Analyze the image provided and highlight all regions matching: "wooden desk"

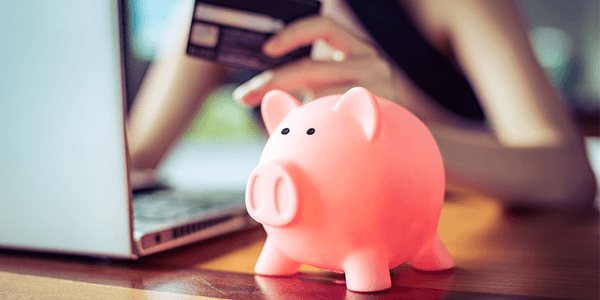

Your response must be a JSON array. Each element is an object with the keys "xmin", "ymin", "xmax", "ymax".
[{"xmin": 1, "ymin": 192, "xmax": 598, "ymax": 299}]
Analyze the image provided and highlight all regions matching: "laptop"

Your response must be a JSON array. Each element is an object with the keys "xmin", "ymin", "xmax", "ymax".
[{"xmin": 0, "ymin": 0, "xmax": 261, "ymax": 258}]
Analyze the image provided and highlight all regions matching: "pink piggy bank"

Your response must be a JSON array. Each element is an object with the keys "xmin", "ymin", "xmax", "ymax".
[{"xmin": 245, "ymin": 87, "xmax": 454, "ymax": 292}]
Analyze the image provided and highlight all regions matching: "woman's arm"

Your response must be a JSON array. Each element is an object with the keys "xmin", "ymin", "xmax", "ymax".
[
  {"xmin": 401, "ymin": 0, "xmax": 596, "ymax": 207},
  {"xmin": 430, "ymin": 123, "xmax": 596, "ymax": 208},
  {"xmin": 127, "ymin": 1, "xmax": 224, "ymax": 170}
]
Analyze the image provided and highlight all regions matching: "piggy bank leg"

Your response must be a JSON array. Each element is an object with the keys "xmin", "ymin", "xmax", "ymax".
[
  {"xmin": 254, "ymin": 237, "xmax": 301, "ymax": 276},
  {"xmin": 411, "ymin": 233, "xmax": 455, "ymax": 271},
  {"xmin": 343, "ymin": 249, "xmax": 391, "ymax": 292}
]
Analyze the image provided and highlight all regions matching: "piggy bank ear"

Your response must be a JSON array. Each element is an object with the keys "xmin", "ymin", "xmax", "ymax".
[
  {"xmin": 261, "ymin": 90, "xmax": 301, "ymax": 135},
  {"xmin": 333, "ymin": 87, "xmax": 381, "ymax": 141}
]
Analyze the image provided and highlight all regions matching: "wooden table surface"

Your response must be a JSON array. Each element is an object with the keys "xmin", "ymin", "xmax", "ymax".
[{"xmin": 1, "ymin": 190, "xmax": 598, "ymax": 299}]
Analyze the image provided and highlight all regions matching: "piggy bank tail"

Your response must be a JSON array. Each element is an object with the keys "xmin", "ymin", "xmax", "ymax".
[{"xmin": 411, "ymin": 233, "xmax": 455, "ymax": 271}]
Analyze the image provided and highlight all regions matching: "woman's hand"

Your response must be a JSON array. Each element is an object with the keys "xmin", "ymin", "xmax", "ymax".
[{"xmin": 233, "ymin": 16, "xmax": 397, "ymax": 107}]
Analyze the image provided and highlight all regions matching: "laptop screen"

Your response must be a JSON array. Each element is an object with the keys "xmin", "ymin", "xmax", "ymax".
[{"xmin": 0, "ymin": 1, "xmax": 134, "ymax": 258}]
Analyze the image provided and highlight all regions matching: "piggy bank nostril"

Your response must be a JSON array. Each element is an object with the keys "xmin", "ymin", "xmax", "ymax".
[
  {"xmin": 250, "ymin": 175, "xmax": 264, "ymax": 211},
  {"xmin": 274, "ymin": 178, "xmax": 290, "ymax": 214}
]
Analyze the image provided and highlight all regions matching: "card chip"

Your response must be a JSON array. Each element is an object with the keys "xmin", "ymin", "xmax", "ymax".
[{"xmin": 190, "ymin": 23, "xmax": 220, "ymax": 48}]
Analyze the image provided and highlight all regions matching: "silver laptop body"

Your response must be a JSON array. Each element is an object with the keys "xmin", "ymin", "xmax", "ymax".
[{"xmin": 0, "ymin": 0, "xmax": 258, "ymax": 259}]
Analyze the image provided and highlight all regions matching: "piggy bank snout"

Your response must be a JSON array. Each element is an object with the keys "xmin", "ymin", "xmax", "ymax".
[{"xmin": 246, "ymin": 162, "xmax": 299, "ymax": 227}]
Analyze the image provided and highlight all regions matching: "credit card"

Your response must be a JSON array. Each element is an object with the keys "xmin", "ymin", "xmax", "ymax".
[{"xmin": 186, "ymin": 0, "xmax": 321, "ymax": 71}]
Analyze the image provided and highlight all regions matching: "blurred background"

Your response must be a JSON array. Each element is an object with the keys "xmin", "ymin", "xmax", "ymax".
[{"xmin": 122, "ymin": 0, "xmax": 600, "ymax": 141}]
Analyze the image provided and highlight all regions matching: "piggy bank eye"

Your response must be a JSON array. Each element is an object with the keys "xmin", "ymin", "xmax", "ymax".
[
  {"xmin": 306, "ymin": 128, "xmax": 315, "ymax": 135},
  {"xmin": 281, "ymin": 128, "xmax": 290, "ymax": 135}
]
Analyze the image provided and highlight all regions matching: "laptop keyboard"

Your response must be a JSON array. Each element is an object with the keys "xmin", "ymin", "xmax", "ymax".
[{"xmin": 133, "ymin": 190, "xmax": 245, "ymax": 222}]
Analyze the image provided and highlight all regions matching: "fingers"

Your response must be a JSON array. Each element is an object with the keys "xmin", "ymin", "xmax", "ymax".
[
  {"xmin": 234, "ymin": 57, "xmax": 392, "ymax": 107},
  {"xmin": 312, "ymin": 85, "xmax": 359, "ymax": 100},
  {"xmin": 263, "ymin": 16, "xmax": 377, "ymax": 58},
  {"xmin": 313, "ymin": 79, "xmax": 397, "ymax": 102},
  {"xmin": 233, "ymin": 16, "xmax": 390, "ymax": 107},
  {"xmin": 268, "ymin": 58, "xmax": 361, "ymax": 90}
]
